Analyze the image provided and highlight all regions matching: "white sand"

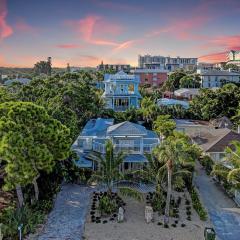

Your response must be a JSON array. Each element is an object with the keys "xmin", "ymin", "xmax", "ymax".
[{"xmin": 84, "ymin": 191, "xmax": 211, "ymax": 240}]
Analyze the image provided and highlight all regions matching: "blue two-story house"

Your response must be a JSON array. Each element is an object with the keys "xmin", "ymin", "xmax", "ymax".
[
  {"xmin": 72, "ymin": 118, "xmax": 160, "ymax": 171},
  {"xmin": 102, "ymin": 71, "xmax": 142, "ymax": 111}
]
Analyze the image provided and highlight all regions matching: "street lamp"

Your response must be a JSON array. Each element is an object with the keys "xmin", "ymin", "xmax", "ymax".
[{"xmin": 18, "ymin": 224, "xmax": 23, "ymax": 240}]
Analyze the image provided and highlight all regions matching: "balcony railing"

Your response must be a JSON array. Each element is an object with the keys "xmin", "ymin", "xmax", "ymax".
[{"xmin": 92, "ymin": 142, "xmax": 159, "ymax": 154}]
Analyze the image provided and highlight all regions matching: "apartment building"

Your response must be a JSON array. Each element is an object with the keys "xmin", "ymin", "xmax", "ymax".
[{"xmin": 138, "ymin": 54, "xmax": 198, "ymax": 71}]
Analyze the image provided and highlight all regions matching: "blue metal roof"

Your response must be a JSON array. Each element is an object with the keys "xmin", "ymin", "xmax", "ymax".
[
  {"xmin": 75, "ymin": 156, "xmax": 93, "ymax": 168},
  {"xmin": 157, "ymin": 98, "xmax": 189, "ymax": 109},
  {"xmin": 107, "ymin": 121, "xmax": 147, "ymax": 136}
]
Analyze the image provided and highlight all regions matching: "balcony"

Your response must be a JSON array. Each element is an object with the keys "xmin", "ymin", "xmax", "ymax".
[{"xmin": 92, "ymin": 142, "xmax": 158, "ymax": 154}]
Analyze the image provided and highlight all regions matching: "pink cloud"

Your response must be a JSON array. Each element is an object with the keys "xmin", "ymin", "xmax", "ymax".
[
  {"xmin": 147, "ymin": 16, "xmax": 208, "ymax": 41},
  {"xmin": 0, "ymin": 0, "xmax": 13, "ymax": 41},
  {"xmin": 199, "ymin": 51, "xmax": 227, "ymax": 63},
  {"xmin": 65, "ymin": 15, "xmax": 122, "ymax": 47},
  {"xmin": 65, "ymin": 15, "xmax": 137, "ymax": 52},
  {"xmin": 56, "ymin": 44, "xmax": 83, "ymax": 49},
  {"xmin": 209, "ymin": 35, "xmax": 240, "ymax": 50}
]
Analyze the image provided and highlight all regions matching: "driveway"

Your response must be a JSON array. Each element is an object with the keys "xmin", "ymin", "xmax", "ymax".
[
  {"xmin": 194, "ymin": 162, "xmax": 240, "ymax": 240},
  {"xmin": 37, "ymin": 184, "xmax": 94, "ymax": 240}
]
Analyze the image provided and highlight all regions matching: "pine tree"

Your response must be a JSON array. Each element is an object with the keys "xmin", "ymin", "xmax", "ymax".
[{"xmin": 0, "ymin": 102, "xmax": 71, "ymax": 206}]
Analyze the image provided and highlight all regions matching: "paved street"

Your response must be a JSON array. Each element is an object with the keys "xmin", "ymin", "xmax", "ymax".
[
  {"xmin": 195, "ymin": 162, "xmax": 240, "ymax": 240},
  {"xmin": 37, "ymin": 184, "xmax": 94, "ymax": 240}
]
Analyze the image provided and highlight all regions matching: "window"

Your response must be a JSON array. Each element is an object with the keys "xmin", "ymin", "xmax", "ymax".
[
  {"xmin": 120, "ymin": 84, "xmax": 124, "ymax": 93},
  {"xmin": 128, "ymin": 84, "xmax": 134, "ymax": 93}
]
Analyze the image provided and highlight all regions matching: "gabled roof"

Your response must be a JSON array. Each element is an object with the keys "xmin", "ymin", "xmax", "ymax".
[
  {"xmin": 192, "ymin": 128, "xmax": 240, "ymax": 152},
  {"xmin": 107, "ymin": 121, "xmax": 147, "ymax": 136}
]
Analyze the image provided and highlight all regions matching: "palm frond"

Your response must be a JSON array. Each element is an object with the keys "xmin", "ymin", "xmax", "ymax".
[{"xmin": 118, "ymin": 187, "xmax": 143, "ymax": 202}]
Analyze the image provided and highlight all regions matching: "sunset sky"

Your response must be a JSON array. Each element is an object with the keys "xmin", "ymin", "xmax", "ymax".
[{"xmin": 0, "ymin": 0, "xmax": 240, "ymax": 68}]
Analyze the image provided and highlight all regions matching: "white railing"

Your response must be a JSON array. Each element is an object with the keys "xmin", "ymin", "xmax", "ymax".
[
  {"xmin": 92, "ymin": 142, "xmax": 158, "ymax": 154},
  {"xmin": 92, "ymin": 142, "xmax": 105, "ymax": 153},
  {"xmin": 143, "ymin": 143, "xmax": 158, "ymax": 152},
  {"xmin": 114, "ymin": 144, "xmax": 141, "ymax": 153}
]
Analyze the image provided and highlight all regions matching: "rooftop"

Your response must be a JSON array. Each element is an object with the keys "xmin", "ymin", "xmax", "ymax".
[
  {"xmin": 192, "ymin": 128, "xmax": 240, "ymax": 152},
  {"xmin": 157, "ymin": 98, "xmax": 189, "ymax": 109}
]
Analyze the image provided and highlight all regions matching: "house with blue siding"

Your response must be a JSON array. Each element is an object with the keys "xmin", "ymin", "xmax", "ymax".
[
  {"xmin": 102, "ymin": 71, "xmax": 142, "ymax": 111},
  {"xmin": 72, "ymin": 118, "xmax": 160, "ymax": 171}
]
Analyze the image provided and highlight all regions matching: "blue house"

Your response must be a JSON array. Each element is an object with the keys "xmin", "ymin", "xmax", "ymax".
[
  {"xmin": 72, "ymin": 118, "xmax": 160, "ymax": 171},
  {"xmin": 102, "ymin": 71, "xmax": 142, "ymax": 111}
]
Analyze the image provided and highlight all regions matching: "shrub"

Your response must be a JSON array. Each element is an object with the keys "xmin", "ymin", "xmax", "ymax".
[
  {"xmin": 181, "ymin": 223, "xmax": 186, "ymax": 227},
  {"xmin": 164, "ymin": 224, "xmax": 169, "ymax": 228},
  {"xmin": 171, "ymin": 223, "xmax": 177, "ymax": 227},
  {"xmin": 190, "ymin": 187, "xmax": 208, "ymax": 221},
  {"xmin": 98, "ymin": 195, "xmax": 117, "ymax": 215},
  {"xmin": 0, "ymin": 204, "xmax": 45, "ymax": 239},
  {"xmin": 200, "ymin": 155, "xmax": 214, "ymax": 175},
  {"xmin": 151, "ymin": 194, "xmax": 165, "ymax": 212}
]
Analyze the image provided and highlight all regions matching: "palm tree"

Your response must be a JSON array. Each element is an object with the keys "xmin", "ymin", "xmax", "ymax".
[
  {"xmin": 212, "ymin": 140, "xmax": 240, "ymax": 188},
  {"xmin": 153, "ymin": 115, "xmax": 176, "ymax": 140},
  {"xmin": 153, "ymin": 132, "xmax": 201, "ymax": 224},
  {"xmin": 140, "ymin": 97, "xmax": 158, "ymax": 126},
  {"xmin": 88, "ymin": 140, "xmax": 143, "ymax": 200}
]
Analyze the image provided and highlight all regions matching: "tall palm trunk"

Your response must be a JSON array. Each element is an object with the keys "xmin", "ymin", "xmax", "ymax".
[
  {"xmin": 16, "ymin": 184, "xmax": 24, "ymax": 207},
  {"xmin": 33, "ymin": 177, "xmax": 39, "ymax": 201},
  {"xmin": 164, "ymin": 162, "xmax": 172, "ymax": 224}
]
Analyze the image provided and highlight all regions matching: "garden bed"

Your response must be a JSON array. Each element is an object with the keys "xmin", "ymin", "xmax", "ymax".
[{"xmin": 89, "ymin": 191, "xmax": 126, "ymax": 224}]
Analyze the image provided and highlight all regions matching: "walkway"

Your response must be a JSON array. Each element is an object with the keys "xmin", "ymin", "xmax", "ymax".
[
  {"xmin": 194, "ymin": 162, "xmax": 240, "ymax": 240},
  {"xmin": 38, "ymin": 184, "xmax": 94, "ymax": 240}
]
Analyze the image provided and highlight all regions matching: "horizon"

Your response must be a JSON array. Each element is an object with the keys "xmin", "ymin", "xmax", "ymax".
[{"xmin": 0, "ymin": 0, "xmax": 240, "ymax": 68}]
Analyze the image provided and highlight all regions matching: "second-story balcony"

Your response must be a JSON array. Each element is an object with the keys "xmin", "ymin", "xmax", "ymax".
[{"xmin": 92, "ymin": 142, "xmax": 159, "ymax": 154}]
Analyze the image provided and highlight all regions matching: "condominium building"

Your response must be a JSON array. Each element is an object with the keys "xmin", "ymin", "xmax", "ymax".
[
  {"xmin": 227, "ymin": 50, "xmax": 240, "ymax": 67},
  {"xmin": 138, "ymin": 54, "xmax": 198, "ymax": 71},
  {"xmin": 197, "ymin": 69, "xmax": 240, "ymax": 88},
  {"xmin": 131, "ymin": 68, "xmax": 168, "ymax": 87}
]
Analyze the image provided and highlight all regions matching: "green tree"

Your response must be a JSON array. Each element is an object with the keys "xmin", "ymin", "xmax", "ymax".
[
  {"xmin": 153, "ymin": 132, "xmax": 200, "ymax": 224},
  {"xmin": 190, "ymin": 84, "xmax": 240, "ymax": 120},
  {"xmin": 140, "ymin": 97, "xmax": 159, "ymax": 126},
  {"xmin": 88, "ymin": 140, "xmax": 124, "ymax": 194},
  {"xmin": 163, "ymin": 70, "xmax": 186, "ymax": 91},
  {"xmin": 224, "ymin": 63, "xmax": 239, "ymax": 72},
  {"xmin": 88, "ymin": 140, "xmax": 142, "ymax": 200},
  {"xmin": 0, "ymin": 102, "xmax": 71, "ymax": 206},
  {"xmin": 179, "ymin": 75, "xmax": 201, "ymax": 88},
  {"xmin": 153, "ymin": 115, "xmax": 176, "ymax": 139},
  {"xmin": 212, "ymin": 140, "xmax": 240, "ymax": 188},
  {"xmin": 33, "ymin": 57, "xmax": 52, "ymax": 76}
]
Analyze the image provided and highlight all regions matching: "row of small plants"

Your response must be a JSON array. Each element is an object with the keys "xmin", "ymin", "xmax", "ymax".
[
  {"xmin": 190, "ymin": 187, "xmax": 208, "ymax": 221},
  {"xmin": 146, "ymin": 192, "xmax": 190, "ymax": 228}
]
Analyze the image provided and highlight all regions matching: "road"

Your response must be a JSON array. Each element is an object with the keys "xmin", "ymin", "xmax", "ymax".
[{"xmin": 195, "ymin": 162, "xmax": 240, "ymax": 240}]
